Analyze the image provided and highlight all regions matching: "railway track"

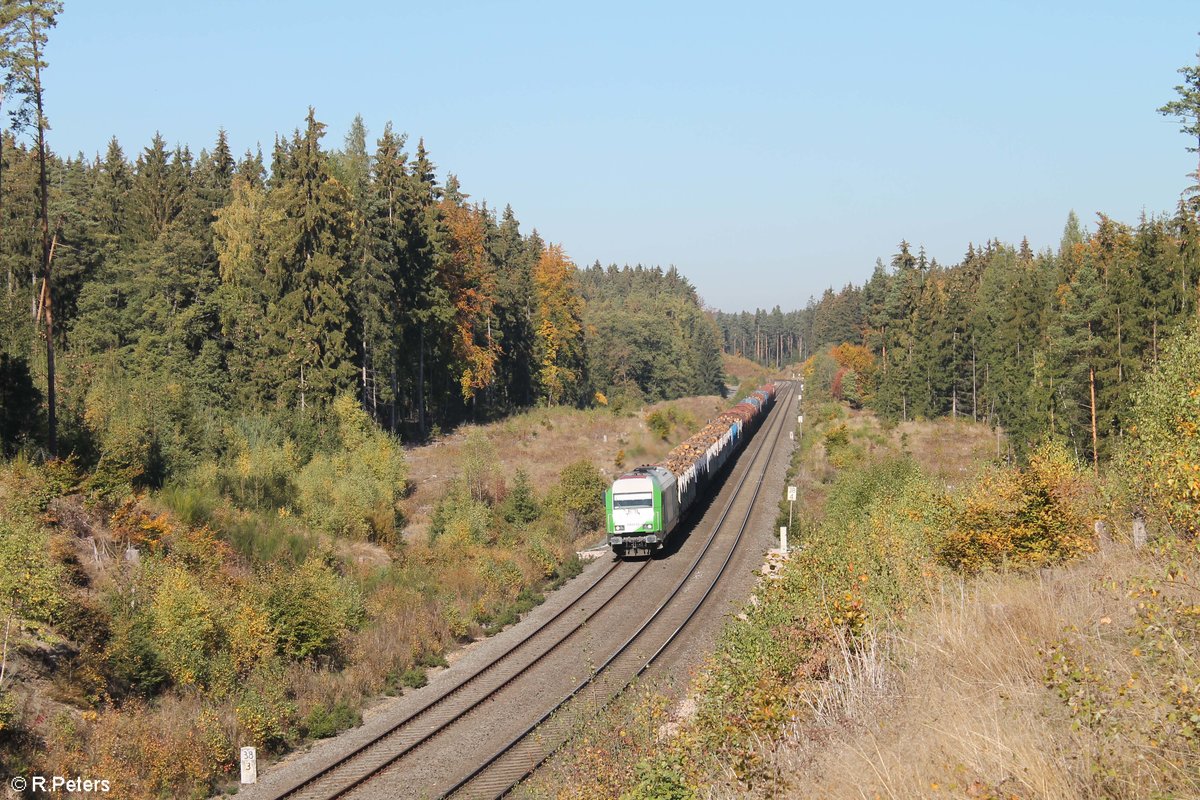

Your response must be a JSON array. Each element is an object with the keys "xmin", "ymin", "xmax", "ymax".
[
  {"xmin": 439, "ymin": 381, "xmax": 795, "ymax": 799},
  {"xmin": 270, "ymin": 558, "xmax": 648, "ymax": 800},
  {"xmin": 263, "ymin": 382, "xmax": 794, "ymax": 800}
]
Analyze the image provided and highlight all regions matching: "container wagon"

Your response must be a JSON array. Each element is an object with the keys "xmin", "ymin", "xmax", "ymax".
[{"xmin": 605, "ymin": 383, "xmax": 776, "ymax": 557}]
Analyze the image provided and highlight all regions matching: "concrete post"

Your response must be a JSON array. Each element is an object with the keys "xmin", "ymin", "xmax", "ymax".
[{"xmin": 240, "ymin": 747, "xmax": 257, "ymax": 785}]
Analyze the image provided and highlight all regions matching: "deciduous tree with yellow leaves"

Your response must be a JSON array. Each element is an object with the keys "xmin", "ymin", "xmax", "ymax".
[{"xmin": 532, "ymin": 244, "xmax": 585, "ymax": 405}]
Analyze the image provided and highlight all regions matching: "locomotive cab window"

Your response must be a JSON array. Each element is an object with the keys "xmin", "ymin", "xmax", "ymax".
[{"xmin": 613, "ymin": 496, "xmax": 653, "ymax": 508}]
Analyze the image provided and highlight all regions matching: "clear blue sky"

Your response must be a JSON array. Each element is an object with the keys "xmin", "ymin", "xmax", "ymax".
[{"xmin": 39, "ymin": 0, "xmax": 1200, "ymax": 312}]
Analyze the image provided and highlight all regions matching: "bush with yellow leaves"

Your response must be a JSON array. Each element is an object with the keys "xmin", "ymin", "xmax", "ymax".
[{"xmin": 939, "ymin": 440, "xmax": 1093, "ymax": 573}]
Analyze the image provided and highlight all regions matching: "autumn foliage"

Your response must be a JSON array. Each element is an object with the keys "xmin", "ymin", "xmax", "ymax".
[
  {"xmin": 533, "ymin": 245, "xmax": 585, "ymax": 405},
  {"xmin": 439, "ymin": 193, "xmax": 502, "ymax": 401},
  {"xmin": 939, "ymin": 441, "xmax": 1094, "ymax": 572}
]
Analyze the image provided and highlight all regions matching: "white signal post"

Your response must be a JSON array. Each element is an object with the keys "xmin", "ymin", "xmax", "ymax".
[{"xmin": 780, "ymin": 526, "xmax": 788, "ymax": 554}]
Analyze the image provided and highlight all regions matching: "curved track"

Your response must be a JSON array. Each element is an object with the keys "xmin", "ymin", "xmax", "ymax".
[{"xmin": 265, "ymin": 382, "xmax": 794, "ymax": 800}]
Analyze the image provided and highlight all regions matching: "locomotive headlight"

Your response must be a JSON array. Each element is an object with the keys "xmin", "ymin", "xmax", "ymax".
[{"xmin": 614, "ymin": 525, "xmax": 625, "ymax": 532}]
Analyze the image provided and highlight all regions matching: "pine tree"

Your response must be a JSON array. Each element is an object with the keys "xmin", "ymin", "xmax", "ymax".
[
  {"xmin": 1159, "ymin": 43, "xmax": 1200, "ymax": 201},
  {"xmin": 491, "ymin": 204, "xmax": 536, "ymax": 409},
  {"xmin": 264, "ymin": 109, "xmax": 357, "ymax": 409},
  {"xmin": 0, "ymin": 0, "xmax": 62, "ymax": 453}
]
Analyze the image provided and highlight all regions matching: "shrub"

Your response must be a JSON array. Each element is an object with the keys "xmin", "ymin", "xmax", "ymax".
[
  {"xmin": 500, "ymin": 469, "xmax": 540, "ymax": 526},
  {"xmin": 235, "ymin": 664, "xmax": 296, "ymax": 753},
  {"xmin": 646, "ymin": 409, "xmax": 672, "ymax": 440},
  {"xmin": 621, "ymin": 753, "xmax": 696, "ymax": 800},
  {"xmin": 0, "ymin": 514, "xmax": 66, "ymax": 626},
  {"xmin": 81, "ymin": 367, "xmax": 207, "ymax": 495},
  {"xmin": 294, "ymin": 394, "xmax": 407, "ymax": 542},
  {"xmin": 263, "ymin": 558, "xmax": 364, "ymax": 663},
  {"xmin": 940, "ymin": 440, "xmax": 1093, "ymax": 572},
  {"xmin": 547, "ymin": 459, "xmax": 606, "ymax": 536},
  {"xmin": 1117, "ymin": 317, "xmax": 1200, "ymax": 538},
  {"xmin": 106, "ymin": 607, "xmax": 170, "ymax": 697},
  {"xmin": 196, "ymin": 415, "xmax": 299, "ymax": 511},
  {"xmin": 147, "ymin": 564, "xmax": 225, "ymax": 688},
  {"xmin": 429, "ymin": 483, "xmax": 494, "ymax": 545},
  {"xmin": 302, "ymin": 701, "xmax": 360, "ymax": 739}
]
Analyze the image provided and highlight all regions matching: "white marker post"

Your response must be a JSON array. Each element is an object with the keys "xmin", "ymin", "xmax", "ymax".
[
  {"xmin": 240, "ymin": 747, "xmax": 257, "ymax": 785},
  {"xmin": 787, "ymin": 485, "xmax": 797, "ymax": 539},
  {"xmin": 780, "ymin": 526, "xmax": 788, "ymax": 555}
]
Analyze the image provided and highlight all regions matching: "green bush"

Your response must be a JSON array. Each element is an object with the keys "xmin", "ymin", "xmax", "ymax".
[
  {"xmin": 1117, "ymin": 317, "xmax": 1200, "ymax": 538},
  {"xmin": 621, "ymin": 754, "xmax": 695, "ymax": 800},
  {"xmin": 106, "ymin": 606, "xmax": 169, "ymax": 697},
  {"xmin": 294, "ymin": 394, "xmax": 407, "ymax": 542},
  {"xmin": 302, "ymin": 701, "xmax": 360, "ymax": 739},
  {"xmin": 500, "ymin": 469, "xmax": 540, "ymax": 526},
  {"xmin": 396, "ymin": 666, "xmax": 428, "ymax": 689},
  {"xmin": 547, "ymin": 459, "xmax": 606, "ymax": 536},
  {"xmin": 196, "ymin": 415, "xmax": 299, "ymax": 511},
  {"xmin": 263, "ymin": 558, "xmax": 364, "ymax": 663},
  {"xmin": 147, "ymin": 564, "xmax": 226, "ymax": 688},
  {"xmin": 429, "ymin": 483, "xmax": 494, "ymax": 545},
  {"xmin": 0, "ymin": 514, "xmax": 66, "ymax": 625},
  {"xmin": 646, "ymin": 409, "xmax": 672, "ymax": 440},
  {"xmin": 236, "ymin": 663, "xmax": 297, "ymax": 753},
  {"xmin": 81, "ymin": 366, "xmax": 207, "ymax": 495}
]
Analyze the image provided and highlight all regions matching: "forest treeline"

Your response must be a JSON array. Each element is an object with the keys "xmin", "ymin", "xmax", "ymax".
[
  {"xmin": 716, "ymin": 208, "xmax": 1200, "ymax": 464},
  {"xmin": 0, "ymin": 109, "xmax": 724, "ymax": 479}
]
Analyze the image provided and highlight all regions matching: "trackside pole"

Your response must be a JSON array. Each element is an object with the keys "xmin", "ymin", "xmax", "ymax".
[
  {"xmin": 780, "ymin": 526, "xmax": 788, "ymax": 555},
  {"xmin": 787, "ymin": 485, "xmax": 796, "ymax": 542}
]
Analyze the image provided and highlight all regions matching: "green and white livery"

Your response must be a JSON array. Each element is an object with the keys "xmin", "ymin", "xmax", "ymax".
[{"xmin": 604, "ymin": 466, "xmax": 681, "ymax": 557}]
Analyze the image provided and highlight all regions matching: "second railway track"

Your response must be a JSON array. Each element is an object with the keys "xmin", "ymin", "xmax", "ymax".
[{"xmin": 257, "ymin": 381, "xmax": 795, "ymax": 800}]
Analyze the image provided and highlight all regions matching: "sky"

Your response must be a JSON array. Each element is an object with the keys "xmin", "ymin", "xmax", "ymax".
[{"xmin": 37, "ymin": 0, "xmax": 1200, "ymax": 312}]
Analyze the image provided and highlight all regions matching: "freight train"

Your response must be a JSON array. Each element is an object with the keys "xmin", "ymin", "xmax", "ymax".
[{"xmin": 605, "ymin": 383, "xmax": 777, "ymax": 558}]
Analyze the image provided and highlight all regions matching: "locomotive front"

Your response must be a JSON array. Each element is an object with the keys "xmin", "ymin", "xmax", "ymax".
[{"xmin": 605, "ymin": 466, "xmax": 678, "ymax": 557}]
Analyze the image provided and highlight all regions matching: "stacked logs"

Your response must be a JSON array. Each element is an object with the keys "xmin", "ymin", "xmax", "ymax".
[{"xmin": 658, "ymin": 384, "xmax": 775, "ymax": 479}]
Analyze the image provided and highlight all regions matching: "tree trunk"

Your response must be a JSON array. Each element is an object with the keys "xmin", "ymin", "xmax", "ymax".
[
  {"xmin": 1089, "ymin": 365, "xmax": 1099, "ymax": 477},
  {"xmin": 417, "ymin": 327, "xmax": 426, "ymax": 438},
  {"xmin": 389, "ymin": 350, "xmax": 398, "ymax": 432},
  {"xmin": 1116, "ymin": 305, "xmax": 1123, "ymax": 383},
  {"xmin": 971, "ymin": 345, "xmax": 977, "ymax": 422},
  {"xmin": 34, "ymin": 36, "xmax": 54, "ymax": 455}
]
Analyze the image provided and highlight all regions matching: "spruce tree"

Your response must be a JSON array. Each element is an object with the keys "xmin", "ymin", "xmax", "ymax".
[
  {"xmin": 1159, "ymin": 44, "xmax": 1200, "ymax": 200},
  {"xmin": 1, "ymin": 0, "xmax": 62, "ymax": 453},
  {"xmin": 265, "ymin": 109, "xmax": 356, "ymax": 409}
]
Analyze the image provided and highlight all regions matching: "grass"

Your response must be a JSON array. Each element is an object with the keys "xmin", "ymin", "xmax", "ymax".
[{"xmin": 772, "ymin": 539, "xmax": 1200, "ymax": 799}]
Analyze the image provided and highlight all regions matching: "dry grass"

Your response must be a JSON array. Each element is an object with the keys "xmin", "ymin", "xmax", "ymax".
[
  {"xmin": 722, "ymin": 353, "xmax": 767, "ymax": 385},
  {"xmin": 400, "ymin": 396, "xmax": 726, "ymax": 539},
  {"xmin": 770, "ymin": 542, "xmax": 1192, "ymax": 800},
  {"xmin": 894, "ymin": 417, "xmax": 1003, "ymax": 487}
]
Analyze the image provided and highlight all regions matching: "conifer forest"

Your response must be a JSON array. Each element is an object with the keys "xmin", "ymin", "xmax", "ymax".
[
  {"xmin": 1, "ymin": 1, "xmax": 1200, "ymax": 797},
  {"xmin": 714, "ymin": 209, "xmax": 1199, "ymax": 466}
]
